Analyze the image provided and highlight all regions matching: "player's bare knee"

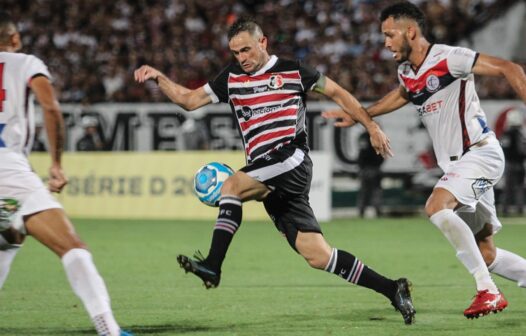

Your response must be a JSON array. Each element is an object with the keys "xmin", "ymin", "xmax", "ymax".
[
  {"xmin": 221, "ymin": 175, "xmax": 241, "ymax": 196},
  {"xmin": 424, "ymin": 200, "xmax": 443, "ymax": 218}
]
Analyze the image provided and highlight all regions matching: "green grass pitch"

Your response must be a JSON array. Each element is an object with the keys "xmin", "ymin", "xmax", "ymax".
[{"xmin": 0, "ymin": 217, "xmax": 525, "ymax": 335}]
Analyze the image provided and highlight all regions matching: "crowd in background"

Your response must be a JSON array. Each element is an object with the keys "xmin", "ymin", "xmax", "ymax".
[{"xmin": 7, "ymin": 0, "xmax": 522, "ymax": 104}]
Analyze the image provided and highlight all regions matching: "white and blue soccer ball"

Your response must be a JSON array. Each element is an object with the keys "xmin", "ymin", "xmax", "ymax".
[{"xmin": 193, "ymin": 162, "xmax": 234, "ymax": 207}]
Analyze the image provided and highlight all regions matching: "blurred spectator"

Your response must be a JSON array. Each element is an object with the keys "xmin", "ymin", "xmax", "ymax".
[
  {"xmin": 5, "ymin": 0, "xmax": 518, "ymax": 103},
  {"xmin": 76, "ymin": 116, "xmax": 105, "ymax": 151},
  {"xmin": 180, "ymin": 117, "xmax": 210, "ymax": 150},
  {"xmin": 31, "ymin": 124, "xmax": 46, "ymax": 152},
  {"xmin": 357, "ymin": 130, "xmax": 384, "ymax": 218},
  {"xmin": 500, "ymin": 109, "xmax": 526, "ymax": 215}
]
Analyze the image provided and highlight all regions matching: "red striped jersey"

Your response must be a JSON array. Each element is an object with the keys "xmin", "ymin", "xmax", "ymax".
[
  {"xmin": 397, "ymin": 44, "xmax": 493, "ymax": 171},
  {"xmin": 0, "ymin": 52, "xmax": 51, "ymax": 156},
  {"xmin": 203, "ymin": 55, "xmax": 320, "ymax": 163}
]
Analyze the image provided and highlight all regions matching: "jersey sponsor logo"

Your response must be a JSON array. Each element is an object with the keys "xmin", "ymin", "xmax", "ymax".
[
  {"xmin": 426, "ymin": 74, "xmax": 440, "ymax": 92},
  {"xmin": 268, "ymin": 75, "xmax": 284, "ymax": 89},
  {"xmin": 417, "ymin": 100, "xmax": 443, "ymax": 117},
  {"xmin": 239, "ymin": 104, "xmax": 282, "ymax": 121},
  {"xmin": 471, "ymin": 178, "xmax": 492, "ymax": 200}
]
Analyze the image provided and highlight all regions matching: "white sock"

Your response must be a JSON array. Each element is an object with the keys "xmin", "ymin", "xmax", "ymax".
[
  {"xmin": 62, "ymin": 248, "xmax": 121, "ymax": 336},
  {"xmin": 0, "ymin": 246, "xmax": 20, "ymax": 288},
  {"xmin": 489, "ymin": 248, "xmax": 526, "ymax": 288},
  {"xmin": 430, "ymin": 209, "xmax": 498, "ymax": 293}
]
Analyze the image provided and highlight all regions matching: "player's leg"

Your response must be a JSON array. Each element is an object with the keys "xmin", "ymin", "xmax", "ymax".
[
  {"xmin": 0, "ymin": 229, "xmax": 25, "ymax": 288},
  {"xmin": 427, "ymin": 188, "xmax": 499, "ymax": 294},
  {"xmin": 25, "ymin": 208, "xmax": 128, "ymax": 336},
  {"xmin": 475, "ymin": 224, "xmax": 526, "ymax": 288},
  {"xmin": 428, "ymin": 141, "xmax": 510, "ymax": 318},
  {"xmin": 177, "ymin": 170, "xmax": 270, "ymax": 288},
  {"xmin": 265, "ymin": 192, "xmax": 415, "ymax": 325},
  {"xmin": 460, "ymin": 190, "xmax": 526, "ymax": 287}
]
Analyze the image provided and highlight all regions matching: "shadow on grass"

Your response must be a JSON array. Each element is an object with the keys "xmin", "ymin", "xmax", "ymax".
[{"xmin": 0, "ymin": 322, "xmax": 228, "ymax": 335}]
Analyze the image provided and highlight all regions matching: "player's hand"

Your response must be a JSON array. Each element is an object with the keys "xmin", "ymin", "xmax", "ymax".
[
  {"xmin": 321, "ymin": 109, "xmax": 357, "ymax": 127},
  {"xmin": 134, "ymin": 65, "xmax": 162, "ymax": 83},
  {"xmin": 368, "ymin": 124, "xmax": 393, "ymax": 158},
  {"xmin": 48, "ymin": 165, "xmax": 68, "ymax": 193}
]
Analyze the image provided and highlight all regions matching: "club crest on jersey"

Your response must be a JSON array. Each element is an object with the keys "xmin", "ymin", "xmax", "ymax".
[
  {"xmin": 268, "ymin": 75, "xmax": 284, "ymax": 89},
  {"xmin": 471, "ymin": 178, "xmax": 492, "ymax": 200},
  {"xmin": 426, "ymin": 75, "xmax": 440, "ymax": 92}
]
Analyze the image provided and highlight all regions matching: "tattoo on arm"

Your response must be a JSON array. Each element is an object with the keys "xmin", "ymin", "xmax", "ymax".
[{"xmin": 313, "ymin": 75, "xmax": 326, "ymax": 94}]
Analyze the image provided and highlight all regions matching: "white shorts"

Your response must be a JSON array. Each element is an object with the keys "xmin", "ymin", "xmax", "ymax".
[
  {"xmin": 0, "ymin": 150, "xmax": 62, "ymax": 234},
  {"xmin": 434, "ymin": 136, "xmax": 504, "ymax": 234}
]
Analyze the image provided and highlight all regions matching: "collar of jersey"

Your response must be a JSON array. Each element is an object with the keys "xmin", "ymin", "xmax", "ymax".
[{"xmin": 250, "ymin": 55, "xmax": 278, "ymax": 76}]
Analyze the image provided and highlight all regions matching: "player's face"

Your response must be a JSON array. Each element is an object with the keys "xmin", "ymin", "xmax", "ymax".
[
  {"xmin": 229, "ymin": 31, "xmax": 268, "ymax": 73},
  {"xmin": 381, "ymin": 17, "xmax": 412, "ymax": 63}
]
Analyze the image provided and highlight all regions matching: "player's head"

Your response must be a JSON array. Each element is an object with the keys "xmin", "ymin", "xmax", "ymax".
[
  {"xmin": 0, "ymin": 11, "xmax": 21, "ymax": 52},
  {"xmin": 380, "ymin": 2, "xmax": 427, "ymax": 63},
  {"xmin": 227, "ymin": 17, "xmax": 269, "ymax": 73}
]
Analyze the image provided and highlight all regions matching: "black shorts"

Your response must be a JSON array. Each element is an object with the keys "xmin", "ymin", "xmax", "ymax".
[{"xmin": 240, "ymin": 145, "xmax": 322, "ymax": 250}]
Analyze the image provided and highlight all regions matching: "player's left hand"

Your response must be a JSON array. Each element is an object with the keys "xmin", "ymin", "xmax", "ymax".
[
  {"xmin": 368, "ymin": 124, "xmax": 393, "ymax": 158},
  {"xmin": 48, "ymin": 165, "xmax": 68, "ymax": 193},
  {"xmin": 321, "ymin": 109, "xmax": 357, "ymax": 127}
]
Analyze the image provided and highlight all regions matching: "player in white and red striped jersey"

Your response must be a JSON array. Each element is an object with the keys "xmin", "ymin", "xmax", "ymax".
[
  {"xmin": 323, "ymin": 1, "xmax": 526, "ymax": 319},
  {"xmin": 135, "ymin": 17, "xmax": 416, "ymax": 324},
  {"xmin": 0, "ymin": 11, "xmax": 132, "ymax": 336}
]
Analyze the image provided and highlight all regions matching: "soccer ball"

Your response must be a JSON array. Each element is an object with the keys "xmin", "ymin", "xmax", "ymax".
[{"xmin": 193, "ymin": 162, "xmax": 234, "ymax": 207}]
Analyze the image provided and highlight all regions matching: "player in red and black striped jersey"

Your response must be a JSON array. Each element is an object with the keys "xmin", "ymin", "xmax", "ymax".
[{"xmin": 135, "ymin": 17, "xmax": 415, "ymax": 324}]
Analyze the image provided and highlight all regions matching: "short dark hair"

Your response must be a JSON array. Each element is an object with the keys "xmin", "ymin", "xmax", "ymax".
[
  {"xmin": 0, "ymin": 11, "xmax": 17, "ymax": 43},
  {"xmin": 227, "ymin": 17, "xmax": 263, "ymax": 41},
  {"xmin": 380, "ymin": 1, "xmax": 426, "ymax": 34}
]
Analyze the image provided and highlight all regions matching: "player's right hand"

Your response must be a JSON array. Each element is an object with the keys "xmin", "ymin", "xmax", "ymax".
[
  {"xmin": 321, "ymin": 109, "xmax": 357, "ymax": 127},
  {"xmin": 134, "ymin": 65, "xmax": 162, "ymax": 83},
  {"xmin": 48, "ymin": 165, "xmax": 68, "ymax": 193}
]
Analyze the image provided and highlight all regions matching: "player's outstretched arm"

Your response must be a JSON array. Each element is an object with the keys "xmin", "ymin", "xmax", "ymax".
[
  {"xmin": 472, "ymin": 54, "xmax": 526, "ymax": 102},
  {"xmin": 134, "ymin": 65, "xmax": 212, "ymax": 111},
  {"xmin": 30, "ymin": 76, "xmax": 67, "ymax": 193},
  {"xmin": 315, "ymin": 75, "xmax": 393, "ymax": 158},
  {"xmin": 322, "ymin": 86, "xmax": 409, "ymax": 127}
]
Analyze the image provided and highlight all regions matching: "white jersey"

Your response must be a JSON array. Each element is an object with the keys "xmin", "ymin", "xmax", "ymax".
[
  {"xmin": 0, "ymin": 52, "xmax": 51, "ymax": 156},
  {"xmin": 397, "ymin": 44, "xmax": 493, "ymax": 171}
]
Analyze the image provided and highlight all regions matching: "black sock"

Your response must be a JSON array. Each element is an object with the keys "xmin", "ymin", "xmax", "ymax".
[
  {"xmin": 325, "ymin": 248, "xmax": 397, "ymax": 300},
  {"xmin": 205, "ymin": 195, "xmax": 242, "ymax": 272}
]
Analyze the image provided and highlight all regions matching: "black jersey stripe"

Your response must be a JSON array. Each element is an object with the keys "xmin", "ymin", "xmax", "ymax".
[
  {"xmin": 230, "ymin": 83, "xmax": 303, "ymax": 95},
  {"xmin": 249, "ymin": 136, "xmax": 296, "ymax": 161},
  {"xmin": 244, "ymin": 119, "xmax": 297, "ymax": 140}
]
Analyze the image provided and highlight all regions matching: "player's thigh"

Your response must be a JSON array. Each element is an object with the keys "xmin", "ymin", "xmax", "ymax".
[
  {"xmin": 25, "ymin": 208, "xmax": 86, "ymax": 257},
  {"xmin": 263, "ymin": 192, "xmax": 322, "ymax": 251},
  {"xmin": 222, "ymin": 171, "xmax": 270, "ymax": 202}
]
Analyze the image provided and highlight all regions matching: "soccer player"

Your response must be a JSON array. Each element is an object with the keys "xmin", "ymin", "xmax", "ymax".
[
  {"xmin": 323, "ymin": 1, "xmax": 526, "ymax": 319},
  {"xmin": 135, "ymin": 17, "xmax": 416, "ymax": 324},
  {"xmin": 0, "ymin": 12, "xmax": 132, "ymax": 336}
]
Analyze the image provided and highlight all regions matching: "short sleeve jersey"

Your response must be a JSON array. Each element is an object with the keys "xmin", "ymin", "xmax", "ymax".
[
  {"xmin": 397, "ymin": 44, "xmax": 492, "ymax": 171},
  {"xmin": 0, "ymin": 52, "xmax": 51, "ymax": 155},
  {"xmin": 203, "ymin": 55, "xmax": 320, "ymax": 163}
]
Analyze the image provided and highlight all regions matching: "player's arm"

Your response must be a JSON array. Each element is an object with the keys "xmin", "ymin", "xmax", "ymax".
[
  {"xmin": 472, "ymin": 54, "xmax": 526, "ymax": 102},
  {"xmin": 30, "ymin": 76, "xmax": 67, "ymax": 193},
  {"xmin": 322, "ymin": 86, "xmax": 409, "ymax": 127},
  {"xmin": 314, "ymin": 75, "xmax": 393, "ymax": 157},
  {"xmin": 134, "ymin": 65, "xmax": 212, "ymax": 111}
]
